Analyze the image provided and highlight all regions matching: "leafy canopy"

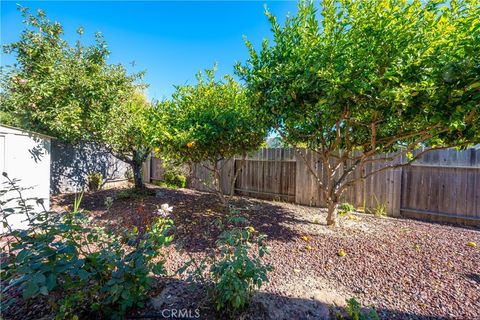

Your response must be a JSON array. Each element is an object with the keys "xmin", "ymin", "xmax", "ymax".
[
  {"xmin": 0, "ymin": 6, "xmax": 143, "ymax": 142},
  {"xmin": 236, "ymin": 0, "xmax": 480, "ymax": 152},
  {"xmin": 155, "ymin": 68, "xmax": 267, "ymax": 163},
  {"xmin": 103, "ymin": 92, "xmax": 154, "ymax": 164}
]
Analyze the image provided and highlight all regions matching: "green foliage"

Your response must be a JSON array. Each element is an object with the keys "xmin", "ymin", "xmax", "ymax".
[
  {"xmin": 87, "ymin": 172, "xmax": 103, "ymax": 192},
  {"xmin": 103, "ymin": 92, "xmax": 154, "ymax": 188},
  {"xmin": 104, "ymin": 196, "xmax": 114, "ymax": 211},
  {"xmin": 369, "ymin": 194, "xmax": 387, "ymax": 217},
  {"xmin": 1, "ymin": 6, "xmax": 143, "ymax": 143},
  {"xmin": 162, "ymin": 171, "xmax": 187, "ymax": 189},
  {"xmin": 372, "ymin": 203, "xmax": 387, "ymax": 217},
  {"xmin": 338, "ymin": 203, "xmax": 355, "ymax": 216},
  {"xmin": 179, "ymin": 208, "xmax": 273, "ymax": 313},
  {"xmin": 342, "ymin": 298, "xmax": 380, "ymax": 320},
  {"xmin": 236, "ymin": 0, "xmax": 480, "ymax": 225},
  {"xmin": 115, "ymin": 187, "xmax": 155, "ymax": 200},
  {"xmin": 1, "ymin": 6, "xmax": 152, "ymax": 190},
  {"xmin": 154, "ymin": 68, "xmax": 267, "ymax": 164},
  {"xmin": 0, "ymin": 175, "xmax": 173, "ymax": 319},
  {"xmin": 210, "ymin": 223, "xmax": 272, "ymax": 311},
  {"xmin": 237, "ymin": 0, "xmax": 480, "ymax": 150}
]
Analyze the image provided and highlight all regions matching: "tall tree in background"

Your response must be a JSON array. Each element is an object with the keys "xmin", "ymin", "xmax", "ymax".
[
  {"xmin": 0, "ymin": 6, "xmax": 143, "ymax": 143},
  {"xmin": 155, "ymin": 69, "xmax": 267, "ymax": 204},
  {"xmin": 236, "ymin": 0, "xmax": 480, "ymax": 225},
  {"xmin": 0, "ymin": 6, "xmax": 154, "ymax": 189},
  {"xmin": 104, "ymin": 92, "xmax": 154, "ymax": 189}
]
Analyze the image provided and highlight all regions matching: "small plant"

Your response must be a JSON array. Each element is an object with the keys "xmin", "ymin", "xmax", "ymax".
[
  {"xmin": 116, "ymin": 187, "xmax": 154, "ymax": 200},
  {"xmin": 373, "ymin": 203, "xmax": 387, "ymax": 217},
  {"xmin": 370, "ymin": 194, "xmax": 387, "ymax": 217},
  {"xmin": 343, "ymin": 298, "xmax": 380, "ymax": 320},
  {"xmin": 87, "ymin": 171, "xmax": 103, "ymax": 191},
  {"xmin": 179, "ymin": 208, "xmax": 273, "ymax": 314},
  {"xmin": 104, "ymin": 196, "xmax": 114, "ymax": 210},
  {"xmin": 338, "ymin": 203, "xmax": 355, "ymax": 216},
  {"xmin": 163, "ymin": 170, "xmax": 187, "ymax": 189},
  {"xmin": 209, "ymin": 211, "xmax": 273, "ymax": 312},
  {"xmin": 0, "ymin": 174, "xmax": 174, "ymax": 319}
]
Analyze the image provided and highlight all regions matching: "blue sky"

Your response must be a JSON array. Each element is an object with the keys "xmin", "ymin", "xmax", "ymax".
[{"xmin": 1, "ymin": 1, "xmax": 298, "ymax": 99}]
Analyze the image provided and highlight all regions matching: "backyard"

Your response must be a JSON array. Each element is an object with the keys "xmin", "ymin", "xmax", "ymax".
[
  {"xmin": 1, "ymin": 0, "xmax": 480, "ymax": 319},
  {"xmin": 41, "ymin": 185, "xmax": 478, "ymax": 319}
]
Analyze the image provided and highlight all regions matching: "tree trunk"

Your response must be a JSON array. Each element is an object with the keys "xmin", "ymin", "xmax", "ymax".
[
  {"xmin": 229, "ymin": 154, "xmax": 246, "ymax": 198},
  {"xmin": 132, "ymin": 161, "xmax": 144, "ymax": 189},
  {"xmin": 213, "ymin": 161, "xmax": 227, "ymax": 206},
  {"xmin": 326, "ymin": 200, "xmax": 338, "ymax": 226}
]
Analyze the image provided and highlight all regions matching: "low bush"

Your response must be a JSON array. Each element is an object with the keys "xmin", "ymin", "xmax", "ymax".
[
  {"xmin": 104, "ymin": 196, "xmax": 114, "ymax": 210},
  {"xmin": 116, "ymin": 187, "xmax": 155, "ymax": 200},
  {"xmin": 179, "ymin": 208, "xmax": 273, "ymax": 314},
  {"xmin": 338, "ymin": 203, "xmax": 355, "ymax": 216},
  {"xmin": 87, "ymin": 171, "xmax": 103, "ymax": 191},
  {"xmin": 369, "ymin": 194, "xmax": 387, "ymax": 217},
  {"xmin": 0, "ymin": 173, "xmax": 174, "ymax": 319},
  {"xmin": 335, "ymin": 298, "xmax": 380, "ymax": 320},
  {"xmin": 163, "ymin": 170, "xmax": 187, "ymax": 189}
]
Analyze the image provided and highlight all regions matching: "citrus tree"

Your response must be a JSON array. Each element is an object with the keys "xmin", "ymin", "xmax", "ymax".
[
  {"xmin": 0, "ymin": 7, "xmax": 155, "ymax": 189},
  {"xmin": 103, "ymin": 92, "xmax": 154, "ymax": 189},
  {"xmin": 236, "ymin": 0, "xmax": 480, "ymax": 225},
  {"xmin": 1, "ymin": 6, "xmax": 142, "ymax": 143},
  {"xmin": 155, "ymin": 69, "xmax": 267, "ymax": 204}
]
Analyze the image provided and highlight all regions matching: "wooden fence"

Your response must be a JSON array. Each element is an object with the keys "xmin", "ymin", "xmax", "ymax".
[{"xmin": 146, "ymin": 148, "xmax": 480, "ymax": 226}]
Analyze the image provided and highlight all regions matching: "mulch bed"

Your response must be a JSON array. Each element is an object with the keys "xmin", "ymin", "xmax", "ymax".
[{"xmin": 5, "ymin": 185, "xmax": 480, "ymax": 319}]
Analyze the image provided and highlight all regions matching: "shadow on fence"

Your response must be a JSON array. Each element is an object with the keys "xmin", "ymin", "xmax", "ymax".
[{"xmin": 50, "ymin": 140, "xmax": 129, "ymax": 194}]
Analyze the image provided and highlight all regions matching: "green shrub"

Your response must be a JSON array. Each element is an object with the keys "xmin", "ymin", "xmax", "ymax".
[
  {"xmin": 0, "ymin": 174, "xmax": 174, "ymax": 319},
  {"xmin": 179, "ymin": 208, "xmax": 273, "ymax": 314},
  {"xmin": 163, "ymin": 171, "xmax": 187, "ymax": 189},
  {"xmin": 116, "ymin": 187, "xmax": 154, "ymax": 200},
  {"xmin": 369, "ymin": 194, "xmax": 387, "ymax": 217},
  {"xmin": 338, "ymin": 203, "xmax": 355, "ymax": 216},
  {"xmin": 372, "ymin": 203, "xmax": 387, "ymax": 217},
  {"xmin": 87, "ymin": 171, "xmax": 103, "ymax": 192},
  {"xmin": 104, "ymin": 196, "xmax": 114, "ymax": 210},
  {"xmin": 335, "ymin": 298, "xmax": 380, "ymax": 320}
]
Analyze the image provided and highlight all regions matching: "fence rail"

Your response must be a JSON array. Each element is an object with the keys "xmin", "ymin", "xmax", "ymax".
[{"xmin": 146, "ymin": 148, "xmax": 480, "ymax": 226}]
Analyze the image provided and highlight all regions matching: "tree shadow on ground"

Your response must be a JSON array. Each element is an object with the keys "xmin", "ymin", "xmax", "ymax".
[
  {"xmin": 126, "ymin": 278, "xmax": 449, "ymax": 320},
  {"xmin": 51, "ymin": 186, "xmax": 311, "ymax": 253}
]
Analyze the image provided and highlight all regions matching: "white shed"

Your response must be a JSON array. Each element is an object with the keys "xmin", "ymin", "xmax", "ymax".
[{"xmin": 0, "ymin": 125, "xmax": 52, "ymax": 230}]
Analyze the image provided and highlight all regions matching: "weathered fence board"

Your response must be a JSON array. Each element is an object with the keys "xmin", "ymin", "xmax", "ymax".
[
  {"xmin": 149, "ymin": 147, "xmax": 480, "ymax": 225},
  {"xmin": 235, "ymin": 148, "xmax": 296, "ymax": 201},
  {"xmin": 150, "ymin": 157, "xmax": 164, "ymax": 181},
  {"xmin": 401, "ymin": 165, "xmax": 480, "ymax": 220}
]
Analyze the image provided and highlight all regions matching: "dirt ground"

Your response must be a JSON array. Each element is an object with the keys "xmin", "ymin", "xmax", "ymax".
[{"xmin": 48, "ymin": 185, "xmax": 480, "ymax": 320}]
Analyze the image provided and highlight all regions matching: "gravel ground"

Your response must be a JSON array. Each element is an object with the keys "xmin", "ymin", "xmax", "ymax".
[{"xmin": 16, "ymin": 186, "xmax": 480, "ymax": 319}]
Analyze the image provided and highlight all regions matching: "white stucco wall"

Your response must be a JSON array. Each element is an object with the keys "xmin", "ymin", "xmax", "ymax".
[{"xmin": 0, "ymin": 125, "xmax": 51, "ymax": 231}]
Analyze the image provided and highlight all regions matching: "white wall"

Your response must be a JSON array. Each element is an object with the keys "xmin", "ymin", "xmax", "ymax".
[{"xmin": 0, "ymin": 125, "xmax": 51, "ymax": 231}]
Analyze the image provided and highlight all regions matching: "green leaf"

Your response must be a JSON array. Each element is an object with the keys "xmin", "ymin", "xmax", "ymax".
[{"xmin": 22, "ymin": 281, "xmax": 39, "ymax": 299}]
